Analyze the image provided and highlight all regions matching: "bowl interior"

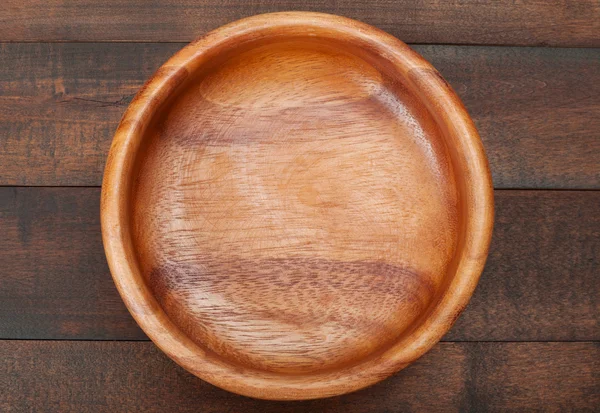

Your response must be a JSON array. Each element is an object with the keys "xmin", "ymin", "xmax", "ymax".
[{"xmin": 130, "ymin": 36, "xmax": 460, "ymax": 375}]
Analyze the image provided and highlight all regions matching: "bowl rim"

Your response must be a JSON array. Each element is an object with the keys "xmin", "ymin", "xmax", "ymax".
[{"xmin": 101, "ymin": 11, "xmax": 494, "ymax": 400}]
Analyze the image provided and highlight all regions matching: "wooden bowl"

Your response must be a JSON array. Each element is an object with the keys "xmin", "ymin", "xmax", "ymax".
[{"xmin": 101, "ymin": 12, "xmax": 494, "ymax": 400}]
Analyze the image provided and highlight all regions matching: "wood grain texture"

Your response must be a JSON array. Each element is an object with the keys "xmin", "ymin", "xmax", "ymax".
[
  {"xmin": 1, "ymin": 43, "xmax": 598, "ymax": 188},
  {"xmin": 1, "ymin": 0, "xmax": 599, "ymax": 46},
  {"xmin": 130, "ymin": 38, "xmax": 463, "ymax": 377},
  {"xmin": 1, "ymin": 192, "xmax": 598, "ymax": 342},
  {"xmin": 100, "ymin": 13, "xmax": 494, "ymax": 398},
  {"xmin": 1, "ymin": 341, "xmax": 598, "ymax": 412}
]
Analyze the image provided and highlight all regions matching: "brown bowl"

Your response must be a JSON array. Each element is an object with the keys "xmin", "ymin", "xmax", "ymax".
[{"xmin": 101, "ymin": 12, "xmax": 494, "ymax": 400}]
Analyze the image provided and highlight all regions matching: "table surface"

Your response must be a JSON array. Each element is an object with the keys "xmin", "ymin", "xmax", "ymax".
[{"xmin": 1, "ymin": 1, "xmax": 599, "ymax": 411}]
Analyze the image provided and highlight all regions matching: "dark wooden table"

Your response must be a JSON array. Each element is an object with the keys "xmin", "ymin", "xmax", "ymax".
[{"xmin": 1, "ymin": 1, "xmax": 599, "ymax": 411}]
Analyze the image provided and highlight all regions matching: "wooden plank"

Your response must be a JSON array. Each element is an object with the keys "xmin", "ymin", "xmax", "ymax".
[
  {"xmin": 1, "ymin": 341, "xmax": 598, "ymax": 411},
  {"xmin": 1, "ymin": 44, "xmax": 599, "ymax": 188},
  {"xmin": 0, "ymin": 187, "xmax": 143, "ymax": 340},
  {"xmin": 0, "ymin": 43, "xmax": 180, "ymax": 187},
  {"xmin": 424, "ymin": 46, "xmax": 600, "ymax": 189},
  {"xmin": 0, "ymin": 188, "xmax": 598, "ymax": 341},
  {"xmin": 1, "ymin": 0, "xmax": 599, "ymax": 46},
  {"xmin": 464, "ymin": 342, "xmax": 600, "ymax": 412},
  {"xmin": 446, "ymin": 190, "xmax": 600, "ymax": 342}
]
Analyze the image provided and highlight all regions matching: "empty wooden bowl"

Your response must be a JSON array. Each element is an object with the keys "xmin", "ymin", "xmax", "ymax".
[{"xmin": 101, "ymin": 12, "xmax": 494, "ymax": 400}]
